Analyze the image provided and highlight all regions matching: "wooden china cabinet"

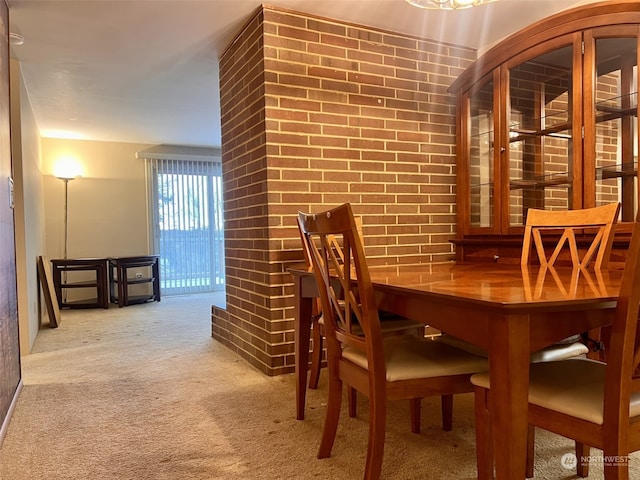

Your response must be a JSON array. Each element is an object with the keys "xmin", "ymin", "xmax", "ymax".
[{"xmin": 449, "ymin": 0, "xmax": 640, "ymax": 265}]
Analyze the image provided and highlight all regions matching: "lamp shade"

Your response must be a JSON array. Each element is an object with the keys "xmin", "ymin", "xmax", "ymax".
[{"xmin": 53, "ymin": 156, "xmax": 83, "ymax": 180}]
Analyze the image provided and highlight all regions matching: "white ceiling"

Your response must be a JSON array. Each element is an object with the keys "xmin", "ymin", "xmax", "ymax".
[{"xmin": 7, "ymin": 0, "xmax": 598, "ymax": 148}]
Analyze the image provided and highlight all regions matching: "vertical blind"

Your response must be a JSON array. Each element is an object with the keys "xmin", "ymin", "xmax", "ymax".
[{"xmin": 146, "ymin": 157, "xmax": 224, "ymax": 295}]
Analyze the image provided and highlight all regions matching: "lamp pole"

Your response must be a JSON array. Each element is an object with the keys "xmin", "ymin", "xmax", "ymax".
[
  {"xmin": 62, "ymin": 177, "xmax": 70, "ymax": 259},
  {"xmin": 57, "ymin": 176, "xmax": 75, "ymax": 304}
]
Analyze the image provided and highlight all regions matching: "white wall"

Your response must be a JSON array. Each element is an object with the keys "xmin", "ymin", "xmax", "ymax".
[{"xmin": 11, "ymin": 59, "xmax": 45, "ymax": 354}]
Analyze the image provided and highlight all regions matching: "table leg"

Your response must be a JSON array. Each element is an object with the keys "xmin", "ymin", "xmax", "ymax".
[
  {"xmin": 294, "ymin": 274, "xmax": 313, "ymax": 420},
  {"xmin": 488, "ymin": 313, "xmax": 530, "ymax": 480}
]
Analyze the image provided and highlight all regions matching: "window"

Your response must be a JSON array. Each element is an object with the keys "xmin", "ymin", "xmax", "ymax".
[{"xmin": 146, "ymin": 157, "xmax": 224, "ymax": 295}]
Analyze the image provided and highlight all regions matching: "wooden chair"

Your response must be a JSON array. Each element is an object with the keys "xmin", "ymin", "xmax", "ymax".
[
  {"xmin": 298, "ymin": 203, "xmax": 488, "ymax": 480},
  {"xmin": 472, "ymin": 210, "xmax": 640, "ymax": 480},
  {"xmin": 522, "ymin": 203, "xmax": 620, "ymax": 358},
  {"xmin": 419, "ymin": 206, "xmax": 620, "ymax": 368},
  {"xmin": 296, "ymin": 215, "xmax": 423, "ymax": 418},
  {"xmin": 521, "ymin": 202, "xmax": 620, "ymax": 270},
  {"xmin": 521, "ymin": 203, "xmax": 620, "ymax": 475},
  {"xmin": 436, "ymin": 203, "xmax": 622, "ymax": 366}
]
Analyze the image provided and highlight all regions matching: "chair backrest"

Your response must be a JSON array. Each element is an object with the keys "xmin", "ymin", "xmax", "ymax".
[
  {"xmin": 603, "ymin": 212, "xmax": 640, "ymax": 426},
  {"xmin": 297, "ymin": 215, "xmax": 323, "ymax": 319},
  {"xmin": 297, "ymin": 204, "xmax": 384, "ymax": 366},
  {"xmin": 296, "ymin": 215, "xmax": 365, "ymax": 317},
  {"xmin": 328, "ymin": 216, "xmax": 363, "ymax": 265},
  {"xmin": 521, "ymin": 202, "xmax": 620, "ymax": 270}
]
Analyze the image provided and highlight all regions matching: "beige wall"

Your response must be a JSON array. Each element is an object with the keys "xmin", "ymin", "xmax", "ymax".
[
  {"xmin": 11, "ymin": 59, "xmax": 45, "ymax": 354},
  {"xmin": 41, "ymin": 139, "xmax": 154, "ymax": 262}
]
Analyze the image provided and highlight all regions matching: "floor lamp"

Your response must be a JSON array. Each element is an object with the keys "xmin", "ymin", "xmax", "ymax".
[
  {"xmin": 57, "ymin": 175, "xmax": 75, "ymax": 259},
  {"xmin": 57, "ymin": 175, "xmax": 75, "ymax": 303}
]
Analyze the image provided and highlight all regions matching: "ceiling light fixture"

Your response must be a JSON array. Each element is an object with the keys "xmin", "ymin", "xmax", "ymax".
[
  {"xmin": 9, "ymin": 32, "xmax": 24, "ymax": 46},
  {"xmin": 404, "ymin": 0, "xmax": 497, "ymax": 9}
]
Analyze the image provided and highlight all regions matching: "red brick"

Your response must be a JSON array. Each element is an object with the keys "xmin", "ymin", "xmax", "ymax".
[{"xmin": 216, "ymin": 3, "xmax": 474, "ymax": 376}]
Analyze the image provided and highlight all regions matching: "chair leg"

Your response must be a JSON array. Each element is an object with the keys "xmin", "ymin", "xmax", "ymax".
[
  {"xmin": 308, "ymin": 321, "xmax": 323, "ymax": 389},
  {"xmin": 318, "ymin": 369, "xmax": 343, "ymax": 459},
  {"xmin": 410, "ymin": 398, "xmax": 421, "ymax": 434},
  {"xmin": 441, "ymin": 394, "xmax": 453, "ymax": 431},
  {"xmin": 364, "ymin": 385, "xmax": 387, "ymax": 480},
  {"xmin": 474, "ymin": 386, "xmax": 494, "ymax": 480},
  {"xmin": 602, "ymin": 446, "xmax": 627, "ymax": 480},
  {"xmin": 347, "ymin": 386, "xmax": 357, "ymax": 418},
  {"xmin": 575, "ymin": 442, "xmax": 590, "ymax": 478},
  {"xmin": 526, "ymin": 425, "xmax": 535, "ymax": 478}
]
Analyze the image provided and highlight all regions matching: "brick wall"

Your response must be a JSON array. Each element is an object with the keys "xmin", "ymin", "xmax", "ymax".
[{"xmin": 213, "ymin": 5, "xmax": 475, "ymax": 375}]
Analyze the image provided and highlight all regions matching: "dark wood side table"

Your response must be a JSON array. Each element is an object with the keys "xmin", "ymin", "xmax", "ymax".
[
  {"xmin": 50, "ymin": 258, "xmax": 110, "ymax": 309},
  {"xmin": 108, "ymin": 255, "xmax": 161, "ymax": 307}
]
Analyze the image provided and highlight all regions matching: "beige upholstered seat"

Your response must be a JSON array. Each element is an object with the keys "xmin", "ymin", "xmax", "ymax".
[
  {"xmin": 473, "ymin": 359, "xmax": 640, "ymax": 426},
  {"xmin": 298, "ymin": 203, "xmax": 488, "ymax": 480},
  {"xmin": 437, "ymin": 332, "xmax": 589, "ymax": 364},
  {"xmin": 344, "ymin": 335, "xmax": 487, "ymax": 382},
  {"xmin": 472, "ymin": 210, "xmax": 640, "ymax": 480},
  {"xmin": 528, "ymin": 341, "xmax": 588, "ymax": 363}
]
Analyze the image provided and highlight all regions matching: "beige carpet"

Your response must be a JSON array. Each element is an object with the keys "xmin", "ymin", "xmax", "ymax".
[{"xmin": 0, "ymin": 293, "xmax": 637, "ymax": 480}]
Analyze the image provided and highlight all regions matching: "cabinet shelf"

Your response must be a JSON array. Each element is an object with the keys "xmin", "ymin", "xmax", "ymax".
[
  {"xmin": 509, "ymin": 126, "xmax": 571, "ymax": 142},
  {"xmin": 64, "ymin": 298, "xmax": 104, "ymax": 307},
  {"xmin": 510, "ymin": 174, "xmax": 571, "ymax": 190},
  {"xmin": 50, "ymin": 258, "xmax": 110, "ymax": 309},
  {"xmin": 596, "ymin": 106, "xmax": 637, "ymax": 120},
  {"xmin": 596, "ymin": 161, "xmax": 638, "ymax": 180},
  {"xmin": 595, "ymin": 92, "xmax": 637, "ymax": 114},
  {"xmin": 115, "ymin": 276, "xmax": 155, "ymax": 286},
  {"xmin": 108, "ymin": 255, "xmax": 161, "ymax": 307},
  {"xmin": 508, "ymin": 93, "xmax": 637, "ymax": 143},
  {"xmin": 473, "ymin": 173, "xmax": 572, "ymax": 191},
  {"xmin": 60, "ymin": 280, "xmax": 103, "ymax": 288}
]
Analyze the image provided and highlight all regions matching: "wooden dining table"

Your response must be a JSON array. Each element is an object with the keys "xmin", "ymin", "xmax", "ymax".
[{"xmin": 289, "ymin": 262, "xmax": 623, "ymax": 480}]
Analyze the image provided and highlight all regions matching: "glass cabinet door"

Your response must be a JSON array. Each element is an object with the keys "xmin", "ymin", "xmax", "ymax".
[
  {"xmin": 468, "ymin": 78, "xmax": 495, "ymax": 229},
  {"xmin": 587, "ymin": 33, "xmax": 638, "ymax": 223},
  {"xmin": 452, "ymin": 4, "xmax": 640, "ymax": 263},
  {"xmin": 506, "ymin": 40, "xmax": 578, "ymax": 228}
]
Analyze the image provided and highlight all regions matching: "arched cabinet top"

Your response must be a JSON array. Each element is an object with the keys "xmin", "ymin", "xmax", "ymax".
[{"xmin": 449, "ymin": 0, "xmax": 640, "ymax": 94}]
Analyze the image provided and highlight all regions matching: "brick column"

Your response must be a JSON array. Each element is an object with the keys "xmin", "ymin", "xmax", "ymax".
[{"xmin": 213, "ymin": 5, "xmax": 475, "ymax": 375}]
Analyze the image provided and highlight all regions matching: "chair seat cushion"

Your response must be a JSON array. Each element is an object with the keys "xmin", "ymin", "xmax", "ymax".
[
  {"xmin": 343, "ymin": 335, "xmax": 488, "ymax": 382},
  {"xmin": 529, "ymin": 341, "xmax": 588, "ymax": 363},
  {"xmin": 471, "ymin": 358, "xmax": 640, "ymax": 425},
  {"xmin": 437, "ymin": 334, "xmax": 588, "ymax": 363}
]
